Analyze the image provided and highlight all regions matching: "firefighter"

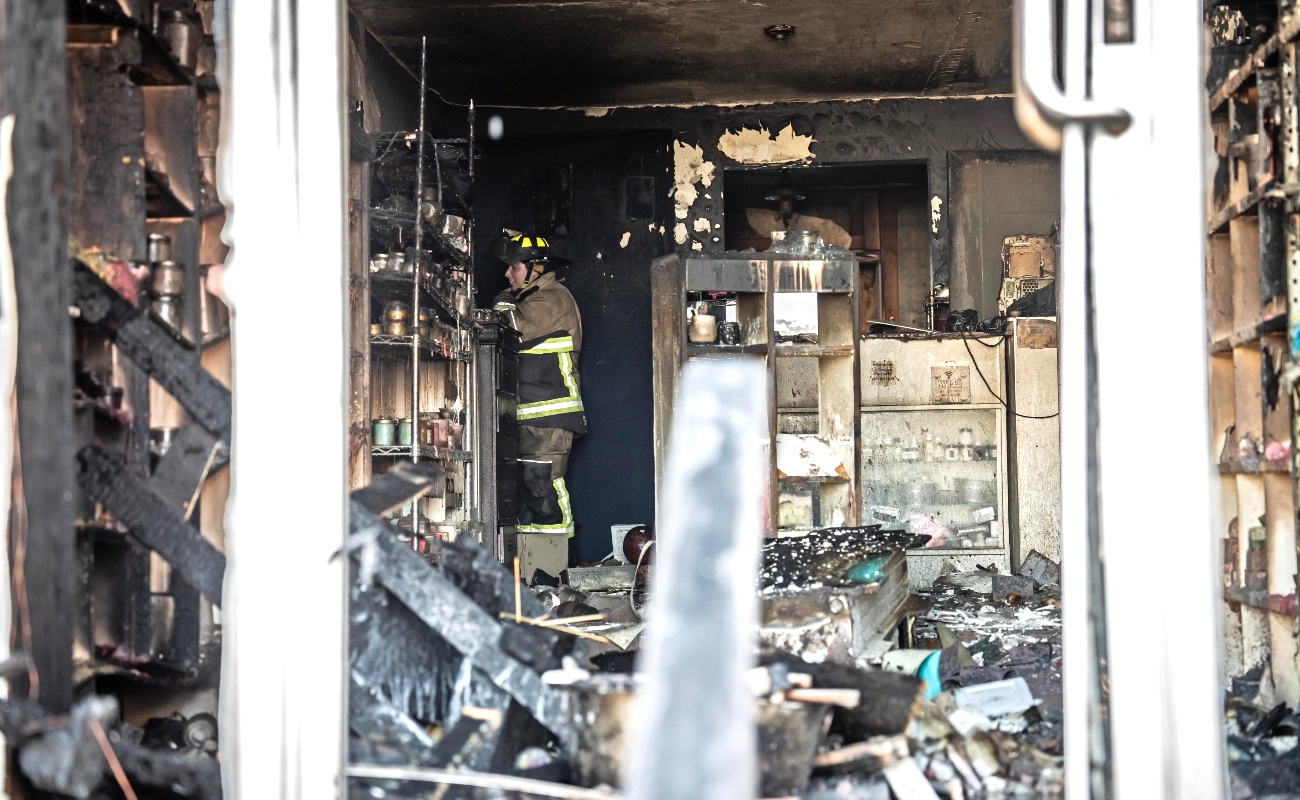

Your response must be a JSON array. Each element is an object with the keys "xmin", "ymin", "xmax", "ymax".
[{"xmin": 492, "ymin": 233, "xmax": 585, "ymax": 566}]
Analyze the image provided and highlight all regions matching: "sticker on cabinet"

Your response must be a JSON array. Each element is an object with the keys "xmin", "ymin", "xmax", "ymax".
[
  {"xmin": 870, "ymin": 360, "xmax": 898, "ymax": 385},
  {"xmin": 931, "ymin": 365, "xmax": 971, "ymax": 404}
]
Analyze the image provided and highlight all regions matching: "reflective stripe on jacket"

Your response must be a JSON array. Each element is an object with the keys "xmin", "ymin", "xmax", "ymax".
[{"xmin": 517, "ymin": 331, "xmax": 587, "ymax": 433}]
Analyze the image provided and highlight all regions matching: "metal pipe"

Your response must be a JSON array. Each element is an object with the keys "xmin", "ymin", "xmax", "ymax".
[{"xmin": 410, "ymin": 36, "xmax": 428, "ymax": 543}]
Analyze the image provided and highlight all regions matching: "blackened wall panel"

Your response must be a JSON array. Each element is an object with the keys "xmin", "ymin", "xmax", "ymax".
[{"xmin": 476, "ymin": 133, "xmax": 673, "ymax": 561}]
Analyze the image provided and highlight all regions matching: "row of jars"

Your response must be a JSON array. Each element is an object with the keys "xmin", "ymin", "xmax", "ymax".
[
  {"xmin": 373, "ymin": 413, "xmax": 465, "ymax": 450},
  {"xmin": 369, "ymin": 251, "xmax": 473, "ymax": 319},
  {"xmin": 865, "ymin": 429, "xmax": 997, "ymax": 464}
]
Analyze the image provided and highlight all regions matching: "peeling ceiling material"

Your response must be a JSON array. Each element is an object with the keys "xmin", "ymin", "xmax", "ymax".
[
  {"xmin": 351, "ymin": 0, "xmax": 1012, "ymax": 108},
  {"xmin": 717, "ymin": 124, "xmax": 816, "ymax": 165}
]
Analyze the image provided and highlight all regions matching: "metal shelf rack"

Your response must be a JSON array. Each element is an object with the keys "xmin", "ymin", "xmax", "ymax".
[{"xmin": 365, "ymin": 36, "xmax": 478, "ymax": 544}]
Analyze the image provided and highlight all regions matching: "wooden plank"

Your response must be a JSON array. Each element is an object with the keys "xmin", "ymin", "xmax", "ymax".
[
  {"xmin": 650, "ymin": 254, "xmax": 683, "ymax": 522},
  {"xmin": 879, "ymin": 193, "xmax": 900, "ymax": 323},
  {"xmin": 76, "ymin": 445, "xmax": 226, "ymax": 605},
  {"xmin": 348, "ymin": 161, "xmax": 371, "ymax": 490},
  {"xmin": 142, "ymin": 86, "xmax": 198, "ymax": 216},
  {"xmin": 1207, "ymin": 233, "xmax": 1234, "ymax": 341},
  {"xmin": 5, "ymin": 0, "xmax": 76, "ymax": 713},
  {"xmin": 1234, "ymin": 344, "xmax": 1264, "ymax": 442},
  {"xmin": 66, "ymin": 37, "xmax": 146, "ymax": 263},
  {"xmin": 1231, "ymin": 217, "xmax": 1263, "ymax": 332},
  {"xmin": 72, "ymin": 260, "xmax": 232, "ymax": 442}
]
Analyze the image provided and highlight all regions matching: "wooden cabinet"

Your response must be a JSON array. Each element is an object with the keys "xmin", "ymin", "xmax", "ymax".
[
  {"xmin": 859, "ymin": 334, "xmax": 1010, "ymax": 588},
  {"xmin": 651, "ymin": 252, "xmax": 860, "ymax": 536}
]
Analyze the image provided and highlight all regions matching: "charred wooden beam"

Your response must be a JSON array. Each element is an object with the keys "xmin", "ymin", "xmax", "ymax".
[
  {"xmin": 4, "ymin": 0, "xmax": 77, "ymax": 714},
  {"xmin": 71, "ymin": 260, "xmax": 232, "ymax": 443},
  {"xmin": 76, "ymin": 445, "xmax": 225, "ymax": 605},
  {"xmin": 349, "ymin": 502, "xmax": 571, "ymax": 745}
]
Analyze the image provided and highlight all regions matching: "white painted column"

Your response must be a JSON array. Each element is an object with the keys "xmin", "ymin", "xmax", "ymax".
[{"xmin": 219, "ymin": 0, "xmax": 349, "ymax": 796}]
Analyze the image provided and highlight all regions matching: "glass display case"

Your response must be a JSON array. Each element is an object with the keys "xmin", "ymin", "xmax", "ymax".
[{"xmin": 860, "ymin": 407, "xmax": 1006, "ymax": 549}]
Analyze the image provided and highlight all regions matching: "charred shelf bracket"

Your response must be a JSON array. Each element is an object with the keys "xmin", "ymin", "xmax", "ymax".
[
  {"xmin": 77, "ymin": 445, "xmax": 226, "ymax": 605},
  {"xmin": 72, "ymin": 260, "xmax": 232, "ymax": 443}
]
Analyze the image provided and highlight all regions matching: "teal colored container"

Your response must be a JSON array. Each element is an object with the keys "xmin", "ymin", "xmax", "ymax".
[
  {"xmin": 372, "ymin": 418, "xmax": 395, "ymax": 447},
  {"xmin": 845, "ymin": 555, "xmax": 891, "ymax": 585},
  {"xmin": 397, "ymin": 417, "xmax": 414, "ymax": 447}
]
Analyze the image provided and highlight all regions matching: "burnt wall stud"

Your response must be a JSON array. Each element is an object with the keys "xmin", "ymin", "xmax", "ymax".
[{"xmin": 2, "ymin": 0, "xmax": 76, "ymax": 713}]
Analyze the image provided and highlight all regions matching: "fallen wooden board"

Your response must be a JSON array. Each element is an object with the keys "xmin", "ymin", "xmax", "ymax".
[
  {"xmin": 72, "ymin": 260, "xmax": 232, "ymax": 443},
  {"xmin": 351, "ymin": 501, "xmax": 571, "ymax": 743},
  {"xmin": 77, "ymin": 445, "xmax": 225, "ymax": 605}
]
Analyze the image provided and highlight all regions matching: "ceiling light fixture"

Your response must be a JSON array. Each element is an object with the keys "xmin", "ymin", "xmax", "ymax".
[{"xmin": 764, "ymin": 24, "xmax": 795, "ymax": 42}]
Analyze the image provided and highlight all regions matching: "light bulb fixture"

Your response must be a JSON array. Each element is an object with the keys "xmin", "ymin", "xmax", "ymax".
[{"xmin": 764, "ymin": 24, "xmax": 795, "ymax": 42}]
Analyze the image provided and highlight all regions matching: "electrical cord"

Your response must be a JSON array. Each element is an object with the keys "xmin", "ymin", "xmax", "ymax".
[{"xmin": 961, "ymin": 335, "xmax": 1060, "ymax": 420}]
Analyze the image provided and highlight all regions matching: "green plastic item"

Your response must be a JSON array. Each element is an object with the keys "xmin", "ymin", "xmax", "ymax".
[{"xmin": 846, "ymin": 555, "xmax": 891, "ymax": 584}]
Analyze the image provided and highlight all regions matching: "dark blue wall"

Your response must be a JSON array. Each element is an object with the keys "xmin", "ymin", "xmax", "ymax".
[{"xmin": 475, "ymin": 133, "xmax": 673, "ymax": 562}]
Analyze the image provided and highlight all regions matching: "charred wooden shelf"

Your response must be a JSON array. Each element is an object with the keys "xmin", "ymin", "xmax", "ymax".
[
  {"xmin": 775, "ymin": 343, "xmax": 856, "ymax": 357},
  {"xmin": 1207, "ymin": 181, "xmax": 1275, "ymax": 235},
  {"xmin": 1218, "ymin": 459, "xmax": 1291, "ymax": 475},
  {"xmin": 372, "ymin": 445, "xmax": 471, "ymax": 461},
  {"xmin": 1209, "ymin": 13, "xmax": 1300, "ymax": 112},
  {"xmin": 66, "ymin": 23, "xmax": 192, "ymax": 88},
  {"xmin": 1208, "ymin": 314, "xmax": 1287, "ymax": 354},
  {"xmin": 686, "ymin": 342, "xmax": 767, "ymax": 356},
  {"xmin": 1224, "ymin": 586, "xmax": 1297, "ymax": 617}
]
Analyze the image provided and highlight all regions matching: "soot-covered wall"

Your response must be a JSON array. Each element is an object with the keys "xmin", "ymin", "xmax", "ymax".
[
  {"xmin": 470, "ymin": 98, "xmax": 1054, "ymax": 557},
  {"xmin": 479, "ymin": 98, "xmax": 1054, "ymax": 285},
  {"xmin": 475, "ymin": 134, "xmax": 674, "ymax": 561}
]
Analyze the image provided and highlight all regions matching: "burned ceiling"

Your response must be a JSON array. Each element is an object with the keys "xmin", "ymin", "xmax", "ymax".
[{"xmin": 350, "ymin": 0, "xmax": 1014, "ymax": 109}]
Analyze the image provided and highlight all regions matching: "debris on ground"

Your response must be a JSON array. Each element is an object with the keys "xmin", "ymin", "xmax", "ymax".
[
  {"xmin": 1226, "ymin": 666, "xmax": 1300, "ymax": 798},
  {"xmin": 345, "ymin": 486, "xmax": 1067, "ymax": 800}
]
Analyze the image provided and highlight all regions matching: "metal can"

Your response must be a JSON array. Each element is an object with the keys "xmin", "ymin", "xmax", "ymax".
[
  {"xmin": 151, "ymin": 260, "xmax": 185, "ymax": 297},
  {"xmin": 147, "ymin": 232, "xmax": 172, "ymax": 264},
  {"xmin": 372, "ymin": 418, "xmax": 395, "ymax": 447}
]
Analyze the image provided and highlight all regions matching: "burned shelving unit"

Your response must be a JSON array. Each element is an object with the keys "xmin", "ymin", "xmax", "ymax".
[
  {"xmin": 651, "ymin": 250, "xmax": 861, "ymax": 535},
  {"xmin": 1205, "ymin": 1, "xmax": 1300, "ymax": 706},
  {"xmin": 62, "ymin": 0, "xmax": 230, "ymax": 709},
  {"xmin": 355, "ymin": 39, "xmax": 479, "ymax": 551}
]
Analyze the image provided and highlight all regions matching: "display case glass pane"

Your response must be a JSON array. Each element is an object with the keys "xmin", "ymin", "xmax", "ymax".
[{"xmin": 860, "ymin": 408, "xmax": 1003, "ymax": 550}]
